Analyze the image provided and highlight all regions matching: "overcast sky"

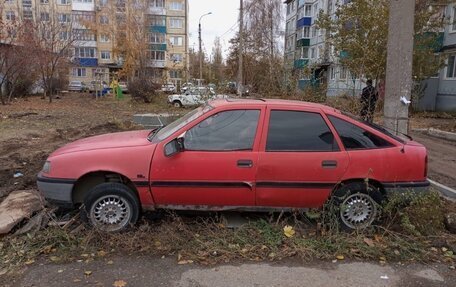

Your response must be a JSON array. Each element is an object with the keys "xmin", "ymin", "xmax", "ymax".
[{"xmin": 188, "ymin": 0, "xmax": 240, "ymax": 58}]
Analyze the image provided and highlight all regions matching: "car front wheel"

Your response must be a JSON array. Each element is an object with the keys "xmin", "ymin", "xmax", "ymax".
[
  {"xmin": 83, "ymin": 183, "xmax": 140, "ymax": 232},
  {"xmin": 332, "ymin": 182, "xmax": 383, "ymax": 230},
  {"xmin": 173, "ymin": 101, "xmax": 183, "ymax": 108}
]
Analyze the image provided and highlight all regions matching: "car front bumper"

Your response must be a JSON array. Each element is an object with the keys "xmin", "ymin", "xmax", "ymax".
[
  {"xmin": 383, "ymin": 180, "xmax": 430, "ymax": 195},
  {"xmin": 37, "ymin": 174, "xmax": 76, "ymax": 208}
]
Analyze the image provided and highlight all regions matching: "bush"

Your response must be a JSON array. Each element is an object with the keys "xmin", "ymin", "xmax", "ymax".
[{"xmin": 128, "ymin": 78, "xmax": 160, "ymax": 103}]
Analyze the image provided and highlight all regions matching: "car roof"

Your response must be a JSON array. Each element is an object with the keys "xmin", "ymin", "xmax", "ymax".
[{"xmin": 209, "ymin": 98, "xmax": 339, "ymax": 112}]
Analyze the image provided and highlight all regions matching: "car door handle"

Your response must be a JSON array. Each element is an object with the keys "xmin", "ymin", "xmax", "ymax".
[
  {"xmin": 237, "ymin": 159, "xmax": 253, "ymax": 168},
  {"xmin": 322, "ymin": 160, "xmax": 337, "ymax": 168}
]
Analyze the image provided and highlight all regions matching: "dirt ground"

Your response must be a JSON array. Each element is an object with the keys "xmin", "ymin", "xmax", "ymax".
[{"xmin": 0, "ymin": 93, "xmax": 455, "ymax": 199}]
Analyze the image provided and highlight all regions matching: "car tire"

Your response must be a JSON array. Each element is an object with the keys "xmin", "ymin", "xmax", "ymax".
[
  {"xmin": 173, "ymin": 101, "xmax": 183, "ymax": 108},
  {"xmin": 332, "ymin": 182, "xmax": 383, "ymax": 230},
  {"xmin": 82, "ymin": 183, "xmax": 140, "ymax": 232}
]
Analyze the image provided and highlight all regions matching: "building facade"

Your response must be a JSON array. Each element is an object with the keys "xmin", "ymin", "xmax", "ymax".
[
  {"xmin": 284, "ymin": 0, "xmax": 365, "ymax": 97},
  {"xmin": 1, "ymin": 0, "xmax": 189, "ymax": 88}
]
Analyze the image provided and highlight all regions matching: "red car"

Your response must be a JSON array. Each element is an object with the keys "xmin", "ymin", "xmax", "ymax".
[{"xmin": 37, "ymin": 99, "xmax": 429, "ymax": 231}]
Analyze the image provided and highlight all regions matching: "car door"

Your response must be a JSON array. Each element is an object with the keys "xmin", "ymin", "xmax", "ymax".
[
  {"xmin": 150, "ymin": 107, "xmax": 265, "ymax": 208},
  {"xmin": 256, "ymin": 107, "xmax": 349, "ymax": 208}
]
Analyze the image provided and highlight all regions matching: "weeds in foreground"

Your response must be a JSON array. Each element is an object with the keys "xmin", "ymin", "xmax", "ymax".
[{"xmin": 1, "ymin": 192, "xmax": 455, "ymax": 272}]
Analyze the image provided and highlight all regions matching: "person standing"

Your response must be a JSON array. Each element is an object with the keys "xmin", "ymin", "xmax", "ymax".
[{"xmin": 360, "ymin": 79, "xmax": 378, "ymax": 122}]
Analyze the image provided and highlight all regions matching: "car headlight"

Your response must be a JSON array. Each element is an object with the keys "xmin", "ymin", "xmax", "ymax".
[{"xmin": 42, "ymin": 161, "xmax": 51, "ymax": 174}]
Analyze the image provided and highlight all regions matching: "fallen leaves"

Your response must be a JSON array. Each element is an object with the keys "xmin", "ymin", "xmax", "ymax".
[
  {"xmin": 283, "ymin": 225, "xmax": 295, "ymax": 238},
  {"xmin": 363, "ymin": 237, "xmax": 375, "ymax": 247},
  {"xmin": 113, "ymin": 280, "xmax": 127, "ymax": 287},
  {"xmin": 336, "ymin": 255, "xmax": 345, "ymax": 260},
  {"xmin": 84, "ymin": 270, "xmax": 92, "ymax": 276}
]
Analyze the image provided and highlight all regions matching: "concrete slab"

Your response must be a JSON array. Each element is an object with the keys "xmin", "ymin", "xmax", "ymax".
[
  {"xmin": 429, "ymin": 179, "xmax": 456, "ymax": 200},
  {"xmin": 0, "ymin": 190, "xmax": 44, "ymax": 234}
]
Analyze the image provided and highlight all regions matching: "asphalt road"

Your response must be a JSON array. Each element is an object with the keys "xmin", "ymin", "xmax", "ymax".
[
  {"xmin": 4, "ymin": 256, "xmax": 455, "ymax": 287},
  {"xmin": 410, "ymin": 132, "xmax": 456, "ymax": 189}
]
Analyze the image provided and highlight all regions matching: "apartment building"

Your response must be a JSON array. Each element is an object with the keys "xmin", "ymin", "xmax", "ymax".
[
  {"xmin": 284, "ymin": 0, "xmax": 366, "ymax": 97},
  {"xmin": 1, "ymin": 0, "xmax": 189, "ymax": 88}
]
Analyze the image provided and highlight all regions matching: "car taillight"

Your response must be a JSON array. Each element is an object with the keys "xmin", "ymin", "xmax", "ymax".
[{"xmin": 424, "ymin": 155, "xmax": 428, "ymax": 178}]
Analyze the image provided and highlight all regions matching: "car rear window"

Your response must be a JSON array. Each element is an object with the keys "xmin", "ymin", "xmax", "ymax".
[
  {"xmin": 266, "ymin": 110, "xmax": 338, "ymax": 152},
  {"xmin": 328, "ymin": 115, "xmax": 394, "ymax": 150}
]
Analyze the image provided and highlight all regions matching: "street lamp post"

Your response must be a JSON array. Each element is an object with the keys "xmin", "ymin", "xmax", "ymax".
[{"xmin": 199, "ymin": 12, "xmax": 212, "ymax": 86}]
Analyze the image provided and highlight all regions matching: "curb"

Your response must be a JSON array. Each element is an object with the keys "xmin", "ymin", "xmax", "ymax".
[
  {"xmin": 412, "ymin": 128, "xmax": 456, "ymax": 142},
  {"xmin": 429, "ymin": 179, "xmax": 456, "ymax": 200}
]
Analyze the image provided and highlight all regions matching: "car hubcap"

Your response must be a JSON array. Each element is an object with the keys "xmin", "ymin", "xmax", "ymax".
[
  {"xmin": 90, "ymin": 195, "xmax": 131, "ymax": 231},
  {"xmin": 174, "ymin": 102, "xmax": 180, "ymax": 107},
  {"xmin": 340, "ymin": 193, "xmax": 376, "ymax": 229}
]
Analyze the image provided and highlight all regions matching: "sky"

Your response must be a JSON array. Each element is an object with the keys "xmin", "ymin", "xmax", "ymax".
[{"xmin": 188, "ymin": 0, "xmax": 240, "ymax": 58}]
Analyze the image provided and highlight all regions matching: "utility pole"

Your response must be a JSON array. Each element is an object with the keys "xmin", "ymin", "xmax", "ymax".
[
  {"xmin": 237, "ymin": 0, "xmax": 244, "ymax": 97},
  {"xmin": 199, "ymin": 12, "xmax": 212, "ymax": 87},
  {"xmin": 384, "ymin": 0, "xmax": 415, "ymax": 135}
]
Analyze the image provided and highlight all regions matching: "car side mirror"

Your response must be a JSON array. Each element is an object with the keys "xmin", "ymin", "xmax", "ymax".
[{"xmin": 164, "ymin": 137, "xmax": 185, "ymax": 157}]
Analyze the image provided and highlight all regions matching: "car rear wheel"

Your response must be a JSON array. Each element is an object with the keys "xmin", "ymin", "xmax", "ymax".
[
  {"xmin": 83, "ymin": 183, "xmax": 140, "ymax": 232},
  {"xmin": 173, "ymin": 101, "xmax": 182, "ymax": 108},
  {"xmin": 332, "ymin": 182, "xmax": 383, "ymax": 230}
]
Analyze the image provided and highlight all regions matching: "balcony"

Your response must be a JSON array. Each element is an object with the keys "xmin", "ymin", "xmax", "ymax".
[
  {"xmin": 150, "ymin": 25, "xmax": 166, "ymax": 33},
  {"xmin": 74, "ymin": 58, "xmax": 98, "ymax": 67},
  {"xmin": 149, "ymin": 44, "xmax": 167, "ymax": 51},
  {"xmin": 72, "ymin": 2, "xmax": 95, "ymax": 11},
  {"xmin": 147, "ymin": 60, "xmax": 165, "ymax": 68},
  {"xmin": 148, "ymin": 6, "xmax": 166, "ymax": 15},
  {"xmin": 297, "ymin": 38, "xmax": 310, "ymax": 47},
  {"xmin": 296, "ymin": 17, "xmax": 312, "ymax": 28},
  {"xmin": 294, "ymin": 59, "xmax": 309, "ymax": 69}
]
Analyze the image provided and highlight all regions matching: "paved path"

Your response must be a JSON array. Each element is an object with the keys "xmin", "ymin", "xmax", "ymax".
[{"xmin": 4, "ymin": 256, "xmax": 455, "ymax": 287}]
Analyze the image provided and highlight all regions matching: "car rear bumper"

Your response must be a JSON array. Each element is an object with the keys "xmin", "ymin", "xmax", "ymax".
[
  {"xmin": 383, "ymin": 180, "xmax": 430, "ymax": 194},
  {"xmin": 37, "ymin": 174, "xmax": 76, "ymax": 208}
]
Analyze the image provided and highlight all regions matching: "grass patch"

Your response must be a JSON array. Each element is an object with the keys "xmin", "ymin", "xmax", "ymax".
[{"xmin": 1, "ymin": 192, "xmax": 455, "ymax": 271}]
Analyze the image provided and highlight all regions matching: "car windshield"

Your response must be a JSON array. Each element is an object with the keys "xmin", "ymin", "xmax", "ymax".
[
  {"xmin": 342, "ymin": 112, "xmax": 407, "ymax": 143},
  {"xmin": 150, "ymin": 105, "xmax": 213, "ymax": 142}
]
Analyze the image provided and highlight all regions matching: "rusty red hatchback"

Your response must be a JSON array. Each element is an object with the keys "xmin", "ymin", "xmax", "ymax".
[{"xmin": 37, "ymin": 99, "xmax": 429, "ymax": 231}]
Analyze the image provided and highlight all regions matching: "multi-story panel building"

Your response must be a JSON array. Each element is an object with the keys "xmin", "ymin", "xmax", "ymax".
[
  {"xmin": 1, "ymin": 0, "xmax": 189, "ymax": 88},
  {"xmin": 284, "ymin": 0, "xmax": 367, "ymax": 97}
]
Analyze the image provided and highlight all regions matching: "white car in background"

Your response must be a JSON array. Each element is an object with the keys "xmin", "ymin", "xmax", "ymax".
[
  {"xmin": 168, "ymin": 88, "xmax": 226, "ymax": 108},
  {"xmin": 161, "ymin": 83, "xmax": 177, "ymax": 94}
]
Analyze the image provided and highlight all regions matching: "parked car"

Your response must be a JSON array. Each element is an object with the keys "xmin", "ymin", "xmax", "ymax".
[
  {"xmin": 68, "ymin": 81, "xmax": 88, "ymax": 93},
  {"xmin": 37, "ymin": 99, "xmax": 429, "ymax": 232},
  {"xmin": 180, "ymin": 82, "xmax": 194, "ymax": 93},
  {"xmin": 161, "ymin": 83, "xmax": 176, "ymax": 94},
  {"xmin": 168, "ymin": 88, "xmax": 217, "ymax": 108},
  {"xmin": 226, "ymin": 82, "xmax": 250, "ymax": 96}
]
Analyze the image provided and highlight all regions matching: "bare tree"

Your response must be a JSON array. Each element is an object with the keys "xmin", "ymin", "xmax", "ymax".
[
  {"xmin": 26, "ymin": 12, "xmax": 75, "ymax": 103},
  {"xmin": 210, "ymin": 37, "xmax": 224, "ymax": 84}
]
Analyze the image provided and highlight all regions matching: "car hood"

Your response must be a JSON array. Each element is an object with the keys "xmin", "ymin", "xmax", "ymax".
[{"xmin": 50, "ymin": 130, "xmax": 152, "ymax": 156}]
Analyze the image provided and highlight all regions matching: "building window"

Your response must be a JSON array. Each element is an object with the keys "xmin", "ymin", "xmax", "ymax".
[
  {"xmin": 148, "ymin": 15, "xmax": 166, "ymax": 26},
  {"xmin": 310, "ymin": 47, "xmax": 316, "ymax": 59},
  {"xmin": 6, "ymin": 11, "xmax": 15, "ymax": 21},
  {"xmin": 312, "ymin": 26, "xmax": 318, "ymax": 37},
  {"xmin": 452, "ymin": 6, "xmax": 456, "ymax": 32},
  {"xmin": 169, "ymin": 70, "xmax": 182, "ymax": 79},
  {"xmin": 300, "ymin": 47, "xmax": 309, "ymax": 59},
  {"xmin": 59, "ymin": 31, "xmax": 69, "ymax": 40},
  {"xmin": 330, "ymin": 66, "xmax": 336, "ymax": 80},
  {"xmin": 40, "ymin": 0, "xmax": 50, "ymax": 3},
  {"xmin": 301, "ymin": 26, "xmax": 310, "ymax": 38},
  {"xmin": 74, "ymin": 29, "xmax": 96, "ymax": 41},
  {"xmin": 313, "ymin": 2, "xmax": 319, "ymax": 16},
  {"xmin": 73, "ymin": 68, "xmax": 87, "ymax": 77},
  {"xmin": 58, "ymin": 13, "xmax": 71, "ymax": 23},
  {"xmin": 23, "ymin": 10, "xmax": 33, "ymax": 20},
  {"xmin": 446, "ymin": 54, "xmax": 456, "ymax": 78},
  {"xmin": 149, "ymin": 32, "xmax": 166, "ymax": 43},
  {"xmin": 100, "ymin": 51, "xmax": 111, "ymax": 59},
  {"xmin": 148, "ymin": 50, "xmax": 165, "ymax": 60},
  {"xmin": 40, "ymin": 12, "xmax": 49, "ymax": 21},
  {"xmin": 169, "ymin": 1, "xmax": 183, "ymax": 10},
  {"xmin": 340, "ymin": 66, "xmax": 347, "ymax": 80},
  {"xmin": 150, "ymin": 0, "xmax": 164, "ymax": 8},
  {"xmin": 171, "ymin": 53, "xmax": 183, "ymax": 62},
  {"xmin": 72, "ymin": 11, "xmax": 96, "ymax": 24},
  {"xmin": 74, "ymin": 0, "xmax": 93, "ymax": 2},
  {"xmin": 58, "ymin": 0, "xmax": 71, "ymax": 4},
  {"xmin": 169, "ymin": 36, "xmax": 183, "ymax": 46},
  {"xmin": 169, "ymin": 18, "xmax": 183, "ymax": 29},
  {"xmin": 99, "ymin": 15, "xmax": 109, "ymax": 24},
  {"xmin": 75, "ymin": 47, "xmax": 97, "ymax": 58},
  {"xmin": 305, "ymin": 4, "xmax": 312, "ymax": 16},
  {"xmin": 99, "ymin": 33, "xmax": 110, "ymax": 42}
]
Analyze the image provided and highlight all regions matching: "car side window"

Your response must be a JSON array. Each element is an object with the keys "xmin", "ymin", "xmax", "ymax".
[
  {"xmin": 184, "ymin": 110, "xmax": 260, "ymax": 151},
  {"xmin": 328, "ymin": 115, "xmax": 393, "ymax": 150},
  {"xmin": 266, "ymin": 110, "xmax": 338, "ymax": 152}
]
